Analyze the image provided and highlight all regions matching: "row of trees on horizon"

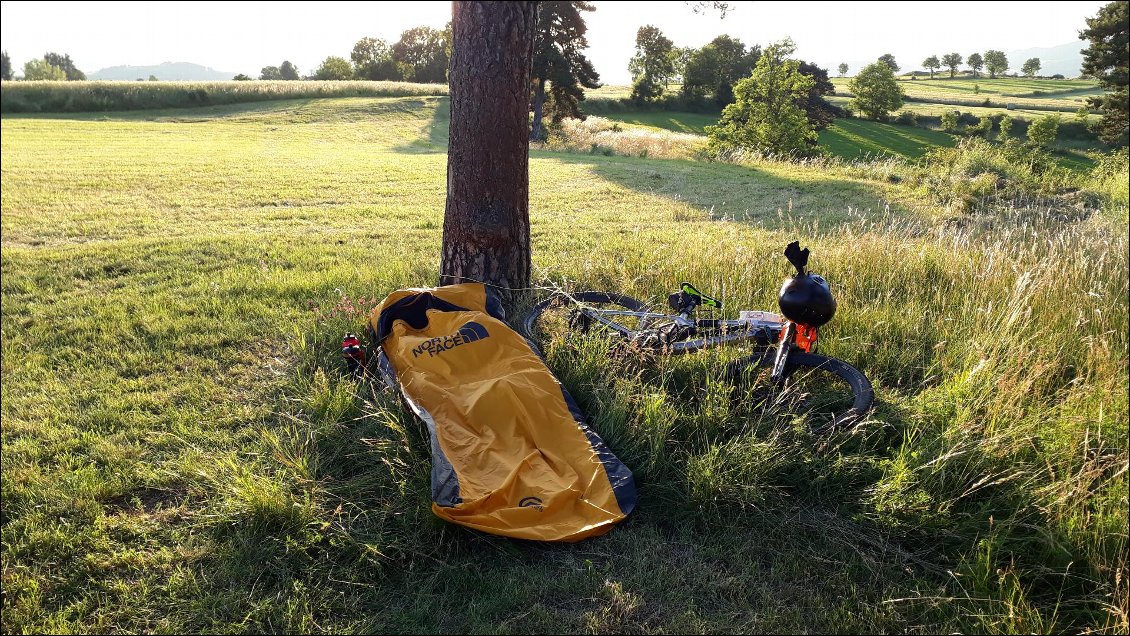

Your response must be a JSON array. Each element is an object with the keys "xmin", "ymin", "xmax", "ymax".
[
  {"xmin": 0, "ymin": 47, "xmax": 1046, "ymax": 85},
  {"xmin": 841, "ymin": 51, "xmax": 1047, "ymax": 80}
]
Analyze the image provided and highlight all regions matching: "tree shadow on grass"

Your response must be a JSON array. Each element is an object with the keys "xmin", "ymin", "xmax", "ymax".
[
  {"xmin": 532, "ymin": 149, "xmax": 909, "ymax": 230},
  {"xmin": 820, "ymin": 119, "xmax": 956, "ymax": 161},
  {"xmin": 388, "ymin": 97, "xmax": 907, "ymax": 231},
  {"xmin": 393, "ymin": 97, "xmax": 449, "ymax": 153}
]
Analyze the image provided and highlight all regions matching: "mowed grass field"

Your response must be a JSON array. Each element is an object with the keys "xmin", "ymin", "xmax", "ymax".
[
  {"xmin": 832, "ymin": 76, "xmax": 1103, "ymax": 112},
  {"xmin": 2, "ymin": 96, "xmax": 1127, "ymax": 633},
  {"xmin": 591, "ymin": 77, "xmax": 1101, "ymax": 165},
  {"xmin": 598, "ymin": 109, "xmax": 958, "ymax": 160}
]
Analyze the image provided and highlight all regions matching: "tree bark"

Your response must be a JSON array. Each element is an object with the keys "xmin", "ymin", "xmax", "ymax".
[
  {"xmin": 530, "ymin": 78, "xmax": 546, "ymax": 141},
  {"xmin": 440, "ymin": 1, "xmax": 537, "ymax": 300}
]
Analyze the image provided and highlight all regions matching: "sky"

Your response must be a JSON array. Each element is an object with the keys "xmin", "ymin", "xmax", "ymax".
[{"xmin": 0, "ymin": 0, "xmax": 1109, "ymax": 82}]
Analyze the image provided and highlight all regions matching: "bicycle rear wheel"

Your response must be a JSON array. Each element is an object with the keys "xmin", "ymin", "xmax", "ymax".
[{"xmin": 724, "ymin": 349, "xmax": 874, "ymax": 432}]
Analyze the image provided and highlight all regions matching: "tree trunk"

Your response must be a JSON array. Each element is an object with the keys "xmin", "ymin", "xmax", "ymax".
[
  {"xmin": 530, "ymin": 78, "xmax": 546, "ymax": 141},
  {"xmin": 441, "ymin": 1, "xmax": 537, "ymax": 300}
]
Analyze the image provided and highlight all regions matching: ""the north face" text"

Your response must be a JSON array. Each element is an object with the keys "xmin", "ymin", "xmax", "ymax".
[{"xmin": 411, "ymin": 322, "xmax": 490, "ymax": 358}]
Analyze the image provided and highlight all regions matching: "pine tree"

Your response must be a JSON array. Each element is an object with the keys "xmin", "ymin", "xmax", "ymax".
[
  {"xmin": 1080, "ymin": 0, "xmax": 1129, "ymax": 145},
  {"xmin": 442, "ymin": 1, "xmax": 538, "ymax": 296},
  {"xmin": 530, "ymin": 1, "xmax": 600, "ymax": 140}
]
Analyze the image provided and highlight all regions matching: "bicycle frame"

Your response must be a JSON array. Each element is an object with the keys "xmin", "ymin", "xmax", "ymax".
[
  {"xmin": 575, "ymin": 303, "xmax": 821, "ymax": 373},
  {"xmin": 574, "ymin": 305, "xmax": 780, "ymax": 351}
]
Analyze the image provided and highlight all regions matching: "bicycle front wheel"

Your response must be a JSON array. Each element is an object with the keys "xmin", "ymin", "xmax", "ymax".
[{"xmin": 724, "ymin": 350, "xmax": 875, "ymax": 432}]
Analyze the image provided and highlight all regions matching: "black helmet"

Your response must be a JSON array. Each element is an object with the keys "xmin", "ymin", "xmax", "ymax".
[{"xmin": 777, "ymin": 241, "xmax": 836, "ymax": 327}]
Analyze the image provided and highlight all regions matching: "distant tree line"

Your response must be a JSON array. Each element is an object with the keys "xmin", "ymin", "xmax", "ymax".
[
  {"xmin": 301, "ymin": 24, "xmax": 454, "ymax": 82},
  {"xmin": 2, "ymin": 51, "xmax": 87, "ymax": 81},
  {"xmin": 232, "ymin": 24, "xmax": 454, "ymax": 83},
  {"xmin": 844, "ymin": 51, "xmax": 1052, "ymax": 80},
  {"xmin": 624, "ymin": 25, "xmax": 838, "ymax": 127}
]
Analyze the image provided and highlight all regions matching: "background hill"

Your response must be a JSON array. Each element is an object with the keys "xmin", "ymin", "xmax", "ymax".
[
  {"xmin": 89, "ymin": 61, "xmax": 237, "ymax": 81},
  {"xmin": 1005, "ymin": 41, "xmax": 1086, "ymax": 77}
]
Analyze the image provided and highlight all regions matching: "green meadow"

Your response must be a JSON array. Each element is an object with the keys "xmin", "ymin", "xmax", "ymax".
[
  {"xmin": 2, "ymin": 95, "xmax": 1127, "ymax": 633},
  {"xmin": 832, "ymin": 76, "xmax": 1103, "ymax": 112}
]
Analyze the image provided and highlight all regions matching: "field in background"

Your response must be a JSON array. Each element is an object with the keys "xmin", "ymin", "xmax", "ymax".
[
  {"xmin": 588, "ymin": 77, "xmax": 1103, "ymax": 164},
  {"xmin": 3, "ymin": 78, "xmax": 1106, "ymax": 162},
  {"xmin": 824, "ymin": 95, "xmax": 1102, "ymax": 124},
  {"xmin": 3, "ymin": 95, "xmax": 1126, "ymax": 633},
  {"xmin": 832, "ymin": 76, "xmax": 1103, "ymax": 112},
  {"xmin": 0, "ymin": 80, "xmax": 449, "ymax": 113}
]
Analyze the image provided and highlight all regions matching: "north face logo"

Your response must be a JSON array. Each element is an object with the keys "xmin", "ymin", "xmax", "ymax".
[{"xmin": 411, "ymin": 322, "xmax": 490, "ymax": 358}]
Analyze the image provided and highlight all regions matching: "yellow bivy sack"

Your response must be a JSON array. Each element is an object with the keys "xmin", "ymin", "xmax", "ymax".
[{"xmin": 369, "ymin": 283, "xmax": 636, "ymax": 542}]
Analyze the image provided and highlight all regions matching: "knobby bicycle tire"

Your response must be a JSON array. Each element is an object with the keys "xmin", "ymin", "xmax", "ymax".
[{"xmin": 724, "ymin": 350, "xmax": 875, "ymax": 431}]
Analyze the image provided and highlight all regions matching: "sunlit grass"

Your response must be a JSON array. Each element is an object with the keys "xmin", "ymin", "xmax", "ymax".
[
  {"xmin": 819, "ymin": 118, "xmax": 958, "ymax": 160},
  {"xmin": 2, "ymin": 95, "xmax": 1127, "ymax": 634},
  {"xmin": 831, "ymin": 76, "xmax": 1102, "ymax": 112}
]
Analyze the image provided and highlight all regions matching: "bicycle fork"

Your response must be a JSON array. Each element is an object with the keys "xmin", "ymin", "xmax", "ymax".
[
  {"xmin": 771, "ymin": 323, "xmax": 794, "ymax": 382},
  {"xmin": 772, "ymin": 322, "xmax": 818, "ymax": 382}
]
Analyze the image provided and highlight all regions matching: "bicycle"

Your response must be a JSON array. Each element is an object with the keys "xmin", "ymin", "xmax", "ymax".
[{"xmin": 521, "ymin": 242, "xmax": 875, "ymax": 432}]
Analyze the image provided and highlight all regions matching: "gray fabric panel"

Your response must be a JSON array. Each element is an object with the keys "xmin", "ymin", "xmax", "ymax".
[{"xmin": 378, "ymin": 351, "xmax": 462, "ymax": 507}]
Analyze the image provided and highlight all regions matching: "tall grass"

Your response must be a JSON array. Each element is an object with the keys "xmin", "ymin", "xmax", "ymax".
[
  {"xmin": 541, "ymin": 116, "xmax": 706, "ymax": 159},
  {"xmin": 0, "ymin": 80, "xmax": 449, "ymax": 113},
  {"xmin": 526, "ymin": 204, "xmax": 1128, "ymax": 633},
  {"xmin": 522, "ymin": 134, "xmax": 1130, "ymax": 631},
  {"xmin": 1086, "ymin": 148, "xmax": 1130, "ymax": 223}
]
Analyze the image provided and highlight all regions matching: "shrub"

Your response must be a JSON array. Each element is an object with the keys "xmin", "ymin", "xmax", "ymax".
[
  {"xmin": 1027, "ymin": 114, "xmax": 1061, "ymax": 149},
  {"xmin": 975, "ymin": 115, "xmax": 994, "ymax": 138},
  {"xmin": 957, "ymin": 111, "xmax": 980, "ymax": 126},
  {"xmin": 895, "ymin": 110, "xmax": 917, "ymax": 126},
  {"xmin": 629, "ymin": 76, "xmax": 662, "ymax": 105},
  {"xmin": 920, "ymin": 137, "xmax": 1070, "ymax": 212},
  {"xmin": 1086, "ymin": 147, "xmax": 1129, "ymax": 221},
  {"xmin": 998, "ymin": 115, "xmax": 1014, "ymax": 141},
  {"xmin": 940, "ymin": 110, "xmax": 959, "ymax": 133}
]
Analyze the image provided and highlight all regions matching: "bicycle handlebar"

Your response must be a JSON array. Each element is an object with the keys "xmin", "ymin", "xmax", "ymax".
[{"xmin": 679, "ymin": 282, "xmax": 723, "ymax": 310}]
